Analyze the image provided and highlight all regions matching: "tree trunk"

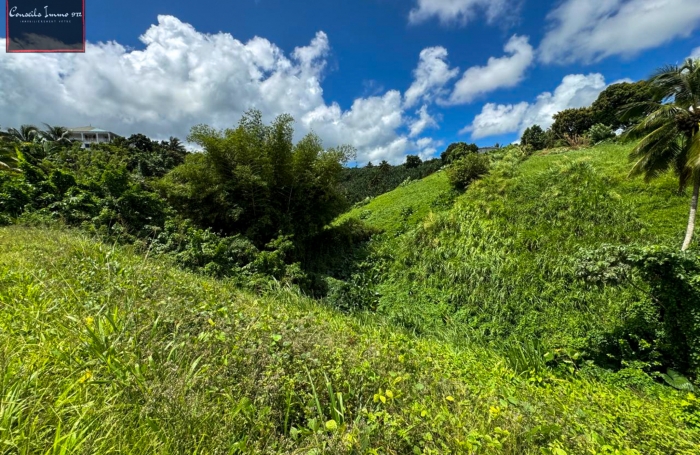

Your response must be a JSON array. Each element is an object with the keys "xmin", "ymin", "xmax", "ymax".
[{"xmin": 682, "ymin": 179, "xmax": 700, "ymax": 251}]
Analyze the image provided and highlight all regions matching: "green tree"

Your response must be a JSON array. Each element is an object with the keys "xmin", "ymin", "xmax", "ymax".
[
  {"xmin": 3, "ymin": 125, "xmax": 39, "ymax": 144},
  {"xmin": 591, "ymin": 81, "xmax": 654, "ymax": 130},
  {"xmin": 588, "ymin": 123, "xmax": 616, "ymax": 144},
  {"xmin": 625, "ymin": 58, "xmax": 700, "ymax": 251},
  {"xmin": 405, "ymin": 155, "xmax": 422, "ymax": 168},
  {"xmin": 40, "ymin": 124, "xmax": 71, "ymax": 144},
  {"xmin": 551, "ymin": 107, "xmax": 595, "ymax": 139},
  {"xmin": 521, "ymin": 125, "xmax": 547, "ymax": 151},
  {"xmin": 441, "ymin": 142, "xmax": 478, "ymax": 164},
  {"xmin": 160, "ymin": 109, "xmax": 353, "ymax": 245}
]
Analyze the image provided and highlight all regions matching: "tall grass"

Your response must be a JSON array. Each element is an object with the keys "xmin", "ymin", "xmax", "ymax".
[
  {"xmin": 0, "ymin": 226, "xmax": 698, "ymax": 453},
  {"xmin": 374, "ymin": 143, "xmax": 689, "ymax": 361}
]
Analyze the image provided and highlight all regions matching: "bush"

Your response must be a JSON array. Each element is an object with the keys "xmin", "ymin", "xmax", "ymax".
[
  {"xmin": 576, "ymin": 245, "xmax": 700, "ymax": 379},
  {"xmin": 446, "ymin": 153, "xmax": 490, "ymax": 190},
  {"xmin": 588, "ymin": 123, "xmax": 616, "ymax": 144}
]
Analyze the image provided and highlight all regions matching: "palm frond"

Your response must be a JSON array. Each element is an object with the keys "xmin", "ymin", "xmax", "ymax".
[
  {"xmin": 624, "ymin": 105, "xmax": 682, "ymax": 140},
  {"xmin": 629, "ymin": 122, "xmax": 682, "ymax": 181}
]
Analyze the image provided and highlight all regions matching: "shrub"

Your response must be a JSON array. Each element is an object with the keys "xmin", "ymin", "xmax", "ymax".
[
  {"xmin": 588, "ymin": 123, "xmax": 616, "ymax": 144},
  {"xmin": 576, "ymin": 245, "xmax": 700, "ymax": 379},
  {"xmin": 446, "ymin": 153, "xmax": 490, "ymax": 190}
]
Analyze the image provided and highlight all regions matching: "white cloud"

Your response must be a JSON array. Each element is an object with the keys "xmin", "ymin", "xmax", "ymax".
[
  {"xmin": 415, "ymin": 137, "xmax": 444, "ymax": 160},
  {"xmin": 409, "ymin": 0, "xmax": 515, "ymax": 25},
  {"xmin": 446, "ymin": 35, "xmax": 533, "ymax": 105},
  {"xmin": 409, "ymin": 106, "xmax": 439, "ymax": 137},
  {"xmin": 404, "ymin": 46, "xmax": 459, "ymax": 108},
  {"xmin": 540, "ymin": 0, "xmax": 700, "ymax": 64},
  {"xmin": 692, "ymin": 46, "xmax": 700, "ymax": 59},
  {"xmin": 464, "ymin": 73, "xmax": 607, "ymax": 139},
  {"xmin": 0, "ymin": 15, "xmax": 436, "ymax": 164}
]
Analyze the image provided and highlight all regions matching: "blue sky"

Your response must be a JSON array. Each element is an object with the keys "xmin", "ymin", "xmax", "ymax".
[{"xmin": 2, "ymin": 0, "xmax": 700, "ymax": 163}]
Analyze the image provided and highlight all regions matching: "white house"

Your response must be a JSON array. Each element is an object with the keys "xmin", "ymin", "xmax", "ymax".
[{"xmin": 66, "ymin": 126, "xmax": 121, "ymax": 148}]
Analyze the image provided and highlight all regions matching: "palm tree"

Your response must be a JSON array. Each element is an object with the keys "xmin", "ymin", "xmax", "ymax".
[
  {"xmin": 40, "ymin": 124, "xmax": 70, "ymax": 144},
  {"xmin": 0, "ymin": 146, "xmax": 19, "ymax": 173},
  {"xmin": 166, "ymin": 136, "xmax": 186, "ymax": 153},
  {"xmin": 4, "ymin": 124, "xmax": 39, "ymax": 144},
  {"xmin": 624, "ymin": 58, "xmax": 700, "ymax": 251}
]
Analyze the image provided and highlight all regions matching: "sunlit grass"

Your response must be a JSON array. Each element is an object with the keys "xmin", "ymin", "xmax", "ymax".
[{"xmin": 1, "ymin": 226, "xmax": 698, "ymax": 453}]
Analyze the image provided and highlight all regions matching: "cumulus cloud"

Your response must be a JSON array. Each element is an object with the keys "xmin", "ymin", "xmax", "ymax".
[
  {"xmin": 540, "ymin": 0, "xmax": 700, "ymax": 64},
  {"xmin": 0, "ymin": 15, "xmax": 438, "ymax": 164},
  {"xmin": 408, "ymin": 0, "xmax": 515, "ymax": 25},
  {"xmin": 692, "ymin": 46, "xmax": 700, "ymax": 59},
  {"xmin": 408, "ymin": 105, "xmax": 439, "ymax": 137},
  {"xmin": 463, "ymin": 73, "xmax": 607, "ymax": 139},
  {"xmin": 404, "ymin": 46, "xmax": 459, "ymax": 108},
  {"xmin": 446, "ymin": 35, "xmax": 533, "ymax": 105}
]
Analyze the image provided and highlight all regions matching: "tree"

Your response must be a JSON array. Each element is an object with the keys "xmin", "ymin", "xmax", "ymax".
[
  {"xmin": 161, "ymin": 109, "xmax": 353, "ymax": 245},
  {"xmin": 441, "ymin": 142, "xmax": 478, "ymax": 164},
  {"xmin": 591, "ymin": 81, "xmax": 654, "ymax": 130},
  {"xmin": 40, "ymin": 124, "xmax": 71, "ymax": 144},
  {"xmin": 624, "ymin": 58, "xmax": 700, "ymax": 251},
  {"xmin": 405, "ymin": 155, "xmax": 422, "ymax": 169},
  {"xmin": 3, "ymin": 125, "xmax": 39, "ymax": 144},
  {"xmin": 521, "ymin": 125, "xmax": 547, "ymax": 151},
  {"xmin": 551, "ymin": 108, "xmax": 595, "ymax": 139},
  {"xmin": 588, "ymin": 123, "xmax": 616, "ymax": 144}
]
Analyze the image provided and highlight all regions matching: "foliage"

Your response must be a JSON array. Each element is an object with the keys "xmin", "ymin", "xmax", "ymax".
[
  {"xmin": 588, "ymin": 123, "xmax": 617, "ymax": 144},
  {"xmin": 1, "ymin": 227, "xmax": 698, "ymax": 454},
  {"xmin": 551, "ymin": 107, "xmax": 596, "ymax": 139},
  {"xmin": 624, "ymin": 58, "xmax": 700, "ymax": 251},
  {"xmin": 405, "ymin": 154, "xmax": 422, "ymax": 168},
  {"xmin": 339, "ymin": 158, "xmax": 442, "ymax": 205},
  {"xmin": 358, "ymin": 143, "xmax": 692, "ymax": 384},
  {"xmin": 591, "ymin": 81, "xmax": 654, "ymax": 130},
  {"xmin": 337, "ymin": 171, "xmax": 452, "ymax": 233},
  {"xmin": 521, "ymin": 124, "xmax": 547, "ymax": 151},
  {"xmin": 576, "ymin": 244, "xmax": 700, "ymax": 377},
  {"xmin": 159, "ymin": 110, "xmax": 353, "ymax": 245},
  {"xmin": 446, "ymin": 153, "xmax": 490, "ymax": 190},
  {"xmin": 440, "ymin": 142, "xmax": 479, "ymax": 164}
]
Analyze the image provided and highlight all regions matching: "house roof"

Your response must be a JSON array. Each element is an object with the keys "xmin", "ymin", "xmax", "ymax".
[{"xmin": 67, "ymin": 126, "xmax": 114, "ymax": 133}]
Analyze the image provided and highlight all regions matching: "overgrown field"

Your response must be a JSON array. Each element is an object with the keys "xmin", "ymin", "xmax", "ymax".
[
  {"xmin": 1, "ymin": 227, "xmax": 699, "ymax": 454},
  {"xmin": 336, "ymin": 143, "xmax": 700, "ymax": 377},
  {"xmin": 335, "ymin": 171, "xmax": 454, "ymax": 233}
]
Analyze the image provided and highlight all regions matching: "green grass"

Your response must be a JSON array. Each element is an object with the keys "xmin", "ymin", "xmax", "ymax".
[
  {"xmin": 340, "ymin": 143, "xmax": 696, "ymax": 370},
  {"xmin": 2, "ymin": 226, "xmax": 699, "ymax": 453},
  {"xmin": 335, "ymin": 171, "xmax": 452, "ymax": 232}
]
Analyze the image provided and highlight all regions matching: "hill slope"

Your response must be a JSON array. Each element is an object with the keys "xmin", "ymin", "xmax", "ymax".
[
  {"xmin": 1, "ymin": 227, "xmax": 699, "ymax": 453},
  {"xmin": 335, "ymin": 170, "xmax": 453, "ymax": 233},
  {"xmin": 337, "ymin": 143, "xmax": 697, "ymax": 375}
]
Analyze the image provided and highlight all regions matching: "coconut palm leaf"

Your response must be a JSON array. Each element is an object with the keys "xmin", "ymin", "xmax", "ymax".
[{"xmin": 629, "ymin": 59, "xmax": 700, "ymax": 250}]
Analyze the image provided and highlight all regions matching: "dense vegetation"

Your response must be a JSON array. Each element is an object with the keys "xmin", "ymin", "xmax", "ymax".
[
  {"xmin": 2, "ymin": 59, "xmax": 700, "ymax": 453},
  {"xmin": 2, "ymin": 228, "xmax": 699, "ymax": 454},
  {"xmin": 339, "ymin": 157, "xmax": 443, "ymax": 205}
]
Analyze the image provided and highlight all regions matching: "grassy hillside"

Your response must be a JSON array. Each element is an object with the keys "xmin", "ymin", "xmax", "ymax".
[
  {"xmin": 335, "ymin": 170, "xmax": 453, "ymax": 233},
  {"xmin": 335, "ymin": 142, "xmax": 698, "ymax": 376},
  {"xmin": 1, "ymin": 227, "xmax": 699, "ymax": 454}
]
